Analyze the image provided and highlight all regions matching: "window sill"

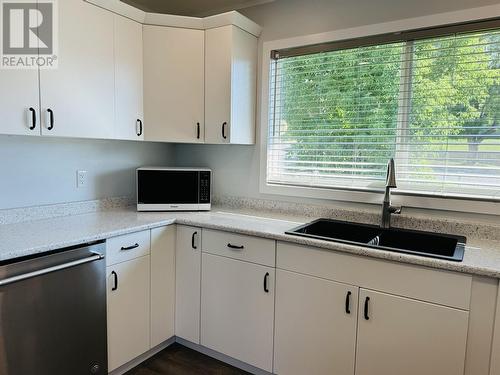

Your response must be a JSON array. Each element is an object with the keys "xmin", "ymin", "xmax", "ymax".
[{"xmin": 260, "ymin": 181, "xmax": 500, "ymax": 216}]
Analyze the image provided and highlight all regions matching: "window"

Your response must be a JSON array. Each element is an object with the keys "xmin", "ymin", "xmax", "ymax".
[{"xmin": 267, "ymin": 21, "xmax": 500, "ymax": 201}]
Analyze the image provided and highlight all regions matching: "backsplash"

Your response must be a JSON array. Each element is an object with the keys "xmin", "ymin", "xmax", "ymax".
[
  {"xmin": 1, "ymin": 194, "xmax": 499, "ymax": 242},
  {"xmin": 0, "ymin": 196, "xmax": 134, "ymax": 225},
  {"xmin": 213, "ymin": 195, "xmax": 500, "ymax": 241}
]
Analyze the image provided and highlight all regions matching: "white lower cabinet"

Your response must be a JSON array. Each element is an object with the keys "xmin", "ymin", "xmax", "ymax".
[
  {"xmin": 175, "ymin": 225, "xmax": 202, "ymax": 343},
  {"xmin": 106, "ymin": 226, "xmax": 175, "ymax": 372},
  {"xmin": 150, "ymin": 226, "xmax": 176, "ymax": 347},
  {"xmin": 201, "ymin": 253, "xmax": 275, "ymax": 372},
  {"xmin": 356, "ymin": 289, "xmax": 469, "ymax": 375},
  {"xmin": 107, "ymin": 255, "xmax": 151, "ymax": 371},
  {"xmin": 274, "ymin": 270, "xmax": 358, "ymax": 375}
]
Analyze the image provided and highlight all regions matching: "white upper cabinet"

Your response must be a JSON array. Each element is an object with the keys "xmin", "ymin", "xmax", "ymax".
[
  {"xmin": 114, "ymin": 15, "xmax": 144, "ymax": 141},
  {"xmin": 0, "ymin": 69, "xmax": 40, "ymax": 136},
  {"xmin": 143, "ymin": 26, "xmax": 205, "ymax": 143},
  {"xmin": 356, "ymin": 289, "xmax": 469, "ymax": 375},
  {"xmin": 205, "ymin": 25, "xmax": 257, "ymax": 144},
  {"xmin": 39, "ymin": 0, "xmax": 115, "ymax": 139}
]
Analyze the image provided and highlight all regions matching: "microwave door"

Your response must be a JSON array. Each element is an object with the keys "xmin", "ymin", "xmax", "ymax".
[{"xmin": 137, "ymin": 170, "xmax": 200, "ymax": 211}]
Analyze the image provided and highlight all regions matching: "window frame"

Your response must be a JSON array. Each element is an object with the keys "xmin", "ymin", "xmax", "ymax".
[{"xmin": 259, "ymin": 7, "xmax": 500, "ymax": 215}]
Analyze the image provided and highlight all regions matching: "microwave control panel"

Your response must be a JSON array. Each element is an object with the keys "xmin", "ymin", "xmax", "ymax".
[{"xmin": 199, "ymin": 171, "xmax": 211, "ymax": 204}]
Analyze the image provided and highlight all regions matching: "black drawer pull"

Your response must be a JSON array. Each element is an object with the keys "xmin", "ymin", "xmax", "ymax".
[
  {"xmin": 137, "ymin": 119, "xmax": 143, "ymax": 136},
  {"xmin": 47, "ymin": 109, "xmax": 54, "ymax": 130},
  {"xmin": 364, "ymin": 296, "xmax": 370, "ymax": 320},
  {"xmin": 222, "ymin": 122, "xmax": 227, "ymax": 139},
  {"xmin": 29, "ymin": 107, "xmax": 36, "ymax": 130},
  {"xmin": 264, "ymin": 272, "xmax": 270, "ymax": 293},
  {"xmin": 111, "ymin": 271, "xmax": 118, "ymax": 291},
  {"xmin": 192, "ymin": 231, "xmax": 198, "ymax": 249},
  {"xmin": 197, "ymin": 122, "xmax": 200, "ymax": 139},
  {"xmin": 345, "ymin": 291, "xmax": 352, "ymax": 314},
  {"xmin": 120, "ymin": 243, "xmax": 139, "ymax": 251},
  {"xmin": 227, "ymin": 243, "xmax": 244, "ymax": 250}
]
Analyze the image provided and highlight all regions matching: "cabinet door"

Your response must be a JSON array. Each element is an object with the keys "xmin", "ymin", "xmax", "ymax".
[
  {"xmin": 143, "ymin": 26, "xmax": 204, "ymax": 143},
  {"xmin": 0, "ymin": 69, "xmax": 40, "ymax": 136},
  {"xmin": 356, "ymin": 289, "xmax": 469, "ymax": 375},
  {"xmin": 205, "ymin": 26, "xmax": 231, "ymax": 144},
  {"xmin": 205, "ymin": 26, "xmax": 256, "ymax": 145},
  {"xmin": 274, "ymin": 270, "xmax": 358, "ymax": 375},
  {"xmin": 150, "ymin": 226, "xmax": 175, "ymax": 348},
  {"xmin": 175, "ymin": 226, "xmax": 202, "ymax": 343},
  {"xmin": 107, "ymin": 256, "xmax": 150, "ymax": 372},
  {"xmin": 40, "ymin": 0, "xmax": 114, "ymax": 139},
  {"xmin": 201, "ymin": 253, "xmax": 275, "ymax": 372},
  {"xmin": 114, "ymin": 15, "xmax": 144, "ymax": 140}
]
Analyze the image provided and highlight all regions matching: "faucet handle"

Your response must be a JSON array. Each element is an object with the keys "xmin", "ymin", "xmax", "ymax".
[{"xmin": 386, "ymin": 158, "xmax": 397, "ymax": 188}]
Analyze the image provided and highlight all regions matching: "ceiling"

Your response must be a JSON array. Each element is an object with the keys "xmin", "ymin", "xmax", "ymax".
[{"xmin": 120, "ymin": 0, "xmax": 274, "ymax": 17}]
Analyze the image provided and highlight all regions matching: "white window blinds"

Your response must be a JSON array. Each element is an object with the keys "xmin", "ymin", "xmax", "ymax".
[{"xmin": 267, "ymin": 25, "xmax": 500, "ymax": 200}]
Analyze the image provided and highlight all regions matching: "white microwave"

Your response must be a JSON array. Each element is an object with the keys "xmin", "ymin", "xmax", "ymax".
[{"xmin": 136, "ymin": 167, "xmax": 211, "ymax": 211}]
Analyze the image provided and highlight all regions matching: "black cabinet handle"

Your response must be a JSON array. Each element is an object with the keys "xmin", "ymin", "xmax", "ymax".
[
  {"xmin": 111, "ymin": 271, "xmax": 118, "ymax": 291},
  {"xmin": 137, "ymin": 119, "xmax": 143, "ymax": 136},
  {"xmin": 264, "ymin": 272, "xmax": 270, "ymax": 293},
  {"xmin": 222, "ymin": 122, "xmax": 227, "ymax": 139},
  {"xmin": 29, "ymin": 107, "xmax": 36, "ymax": 130},
  {"xmin": 120, "ymin": 243, "xmax": 139, "ymax": 251},
  {"xmin": 227, "ymin": 243, "xmax": 244, "ymax": 250},
  {"xmin": 47, "ymin": 109, "xmax": 54, "ymax": 130},
  {"xmin": 192, "ymin": 231, "xmax": 198, "ymax": 249},
  {"xmin": 364, "ymin": 296, "xmax": 370, "ymax": 320},
  {"xmin": 345, "ymin": 291, "xmax": 352, "ymax": 314},
  {"xmin": 197, "ymin": 122, "xmax": 200, "ymax": 139}
]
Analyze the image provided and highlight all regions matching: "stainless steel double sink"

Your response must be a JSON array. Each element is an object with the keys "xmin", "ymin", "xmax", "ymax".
[{"xmin": 286, "ymin": 218, "xmax": 466, "ymax": 262}]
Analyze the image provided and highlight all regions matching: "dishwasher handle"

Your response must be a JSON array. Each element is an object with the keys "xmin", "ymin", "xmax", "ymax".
[{"xmin": 0, "ymin": 252, "xmax": 104, "ymax": 287}]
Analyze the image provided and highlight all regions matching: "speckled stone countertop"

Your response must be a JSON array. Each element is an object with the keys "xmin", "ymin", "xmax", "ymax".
[{"xmin": 1, "ymin": 206, "xmax": 500, "ymax": 278}]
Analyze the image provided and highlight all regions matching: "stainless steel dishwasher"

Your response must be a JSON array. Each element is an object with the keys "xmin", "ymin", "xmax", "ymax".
[{"xmin": 0, "ymin": 241, "xmax": 107, "ymax": 375}]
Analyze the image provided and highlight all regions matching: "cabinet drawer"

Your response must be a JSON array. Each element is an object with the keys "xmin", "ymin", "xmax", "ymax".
[
  {"xmin": 107, "ymin": 230, "xmax": 150, "ymax": 266},
  {"xmin": 202, "ymin": 229, "xmax": 275, "ymax": 267},
  {"xmin": 277, "ymin": 242, "xmax": 472, "ymax": 310}
]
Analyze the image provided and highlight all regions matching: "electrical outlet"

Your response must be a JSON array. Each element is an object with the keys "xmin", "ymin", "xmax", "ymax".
[{"xmin": 77, "ymin": 170, "xmax": 87, "ymax": 188}]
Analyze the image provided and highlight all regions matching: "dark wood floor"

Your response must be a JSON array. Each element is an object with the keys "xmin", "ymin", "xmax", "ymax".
[{"xmin": 125, "ymin": 343, "xmax": 251, "ymax": 375}]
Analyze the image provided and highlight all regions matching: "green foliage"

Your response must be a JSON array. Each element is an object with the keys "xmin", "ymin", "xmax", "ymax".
[{"xmin": 274, "ymin": 30, "xmax": 500, "ymax": 189}]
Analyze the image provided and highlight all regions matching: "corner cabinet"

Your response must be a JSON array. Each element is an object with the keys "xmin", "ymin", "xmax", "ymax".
[
  {"xmin": 175, "ymin": 225, "xmax": 202, "ymax": 343},
  {"xmin": 205, "ymin": 26, "xmax": 258, "ymax": 144},
  {"xmin": 143, "ymin": 26, "xmax": 205, "ymax": 143},
  {"xmin": 143, "ymin": 24, "xmax": 258, "ymax": 145},
  {"xmin": 150, "ymin": 226, "xmax": 176, "ymax": 348}
]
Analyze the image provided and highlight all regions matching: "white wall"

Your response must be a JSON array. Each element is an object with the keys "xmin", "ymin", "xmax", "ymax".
[
  {"xmin": 0, "ymin": 135, "xmax": 174, "ymax": 210},
  {"xmin": 241, "ymin": 0, "xmax": 500, "ymax": 42},
  {"xmin": 174, "ymin": 0, "xmax": 500, "ymax": 214}
]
